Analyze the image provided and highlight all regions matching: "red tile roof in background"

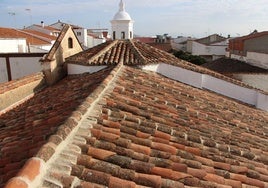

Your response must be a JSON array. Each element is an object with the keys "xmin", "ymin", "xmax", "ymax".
[
  {"xmin": 33, "ymin": 24, "xmax": 60, "ymax": 32},
  {"xmin": 135, "ymin": 37, "xmax": 156, "ymax": 43},
  {"xmin": 22, "ymin": 29, "xmax": 57, "ymax": 41},
  {"xmin": 0, "ymin": 27, "xmax": 52, "ymax": 45}
]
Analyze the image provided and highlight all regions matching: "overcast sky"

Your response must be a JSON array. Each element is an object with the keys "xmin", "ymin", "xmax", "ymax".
[{"xmin": 1, "ymin": 0, "xmax": 268, "ymax": 38}]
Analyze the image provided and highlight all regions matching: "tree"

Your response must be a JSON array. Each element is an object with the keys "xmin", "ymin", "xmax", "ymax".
[{"xmin": 173, "ymin": 50, "xmax": 206, "ymax": 65}]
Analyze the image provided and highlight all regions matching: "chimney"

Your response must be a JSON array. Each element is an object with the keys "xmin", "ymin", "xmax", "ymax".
[{"xmin": 41, "ymin": 21, "xmax": 44, "ymax": 28}]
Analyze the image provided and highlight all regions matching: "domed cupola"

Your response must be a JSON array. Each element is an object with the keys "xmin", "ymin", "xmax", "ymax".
[{"xmin": 111, "ymin": 0, "xmax": 134, "ymax": 40}]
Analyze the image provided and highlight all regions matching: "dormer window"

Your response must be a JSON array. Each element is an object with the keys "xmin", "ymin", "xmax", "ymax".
[{"xmin": 68, "ymin": 37, "xmax": 73, "ymax": 48}]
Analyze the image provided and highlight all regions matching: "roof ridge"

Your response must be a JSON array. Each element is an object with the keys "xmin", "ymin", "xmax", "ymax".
[
  {"xmin": 128, "ymin": 39, "xmax": 147, "ymax": 64},
  {"xmin": 5, "ymin": 63, "xmax": 125, "ymax": 187},
  {"xmin": 19, "ymin": 30, "xmax": 54, "ymax": 43},
  {"xmin": 40, "ymin": 24, "xmax": 71, "ymax": 62},
  {"xmin": 89, "ymin": 40, "xmax": 119, "ymax": 64}
]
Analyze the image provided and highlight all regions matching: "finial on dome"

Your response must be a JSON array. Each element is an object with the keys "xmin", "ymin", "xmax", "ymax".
[{"xmin": 119, "ymin": 0, "xmax": 125, "ymax": 11}]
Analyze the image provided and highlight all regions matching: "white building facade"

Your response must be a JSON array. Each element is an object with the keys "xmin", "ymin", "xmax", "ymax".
[
  {"xmin": 0, "ymin": 38, "xmax": 28, "ymax": 53},
  {"xmin": 111, "ymin": 0, "xmax": 134, "ymax": 40}
]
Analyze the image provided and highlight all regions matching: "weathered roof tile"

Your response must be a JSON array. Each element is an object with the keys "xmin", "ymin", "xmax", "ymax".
[{"xmin": 2, "ymin": 56, "xmax": 268, "ymax": 187}]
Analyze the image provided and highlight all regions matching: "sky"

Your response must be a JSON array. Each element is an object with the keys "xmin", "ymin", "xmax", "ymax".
[{"xmin": 1, "ymin": 0, "xmax": 268, "ymax": 38}]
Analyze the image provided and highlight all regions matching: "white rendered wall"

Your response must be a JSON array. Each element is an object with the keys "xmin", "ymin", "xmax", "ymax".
[
  {"xmin": 157, "ymin": 63, "xmax": 203, "ymax": 89},
  {"xmin": 257, "ymin": 93, "xmax": 268, "ymax": 111},
  {"xmin": 247, "ymin": 52, "xmax": 268, "ymax": 69},
  {"xmin": 231, "ymin": 52, "xmax": 268, "ymax": 70},
  {"xmin": 141, "ymin": 63, "xmax": 268, "ymax": 111},
  {"xmin": 231, "ymin": 54, "xmax": 247, "ymax": 62},
  {"xmin": 68, "ymin": 64, "xmax": 107, "ymax": 75},
  {"xmin": 0, "ymin": 58, "xmax": 8, "ymax": 83},
  {"xmin": 202, "ymin": 74, "xmax": 258, "ymax": 106},
  {"xmin": 87, "ymin": 36, "xmax": 106, "ymax": 48},
  {"xmin": 191, "ymin": 41, "xmax": 227, "ymax": 56},
  {"xmin": 75, "ymin": 28, "xmax": 87, "ymax": 47},
  {"xmin": 10, "ymin": 57, "xmax": 42, "ymax": 80},
  {"xmin": 111, "ymin": 21, "xmax": 134, "ymax": 39},
  {"xmin": 0, "ymin": 39, "xmax": 27, "ymax": 53},
  {"xmin": 232, "ymin": 74, "xmax": 268, "ymax": 92}
]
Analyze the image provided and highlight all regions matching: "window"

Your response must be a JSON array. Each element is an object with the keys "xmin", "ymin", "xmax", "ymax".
[
  {"xmin": 113, "ymin": 31, "xmax": 116, "ymax": 40},
  {"xmin": 121, "ymin": 32, "xmax": 125, "ymax": 39},
  {"xmin": 130, "ymin": 31, "xmax": 133, "ymax": 39},
  {"xmin": 68, "ymin": 37, "xmax": 73, "ymax": 48},
  {"xmin": 77, "ymin": 32, "xmax": 81, "ymax": 36}
]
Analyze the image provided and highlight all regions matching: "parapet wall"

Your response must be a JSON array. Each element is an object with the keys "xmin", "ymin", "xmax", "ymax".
[{"xmin": 0, "ymin": 72, "xmax": 46, "ymax": 113}]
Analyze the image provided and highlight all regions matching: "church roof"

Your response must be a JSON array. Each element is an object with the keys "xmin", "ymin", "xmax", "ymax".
[{"xmin": 112, "ymin": 0, "xmax": 132, "ymax": 21}]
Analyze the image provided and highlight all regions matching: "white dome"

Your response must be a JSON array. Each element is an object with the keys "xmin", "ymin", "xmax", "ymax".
[
  {"xmin": 113, "ymin": 11, "xmax": 132, "ymax": 20},
  {"xmin": 112, "ymin": 0, "xmax": 132, "ymax": 21}
]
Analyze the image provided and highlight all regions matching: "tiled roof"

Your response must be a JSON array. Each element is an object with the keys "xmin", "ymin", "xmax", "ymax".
[
  {"xmin": 0, "ymin": 72, "xmax": 44, "ymax": 96},
  {"xmin": 21, "ymin": 29, "xmax": 57, "ymax": 41},
  {"xmin": 202, "ymin": 58, "xmax": 268, "ymax": 74},
  {"xmin": 229, "ymin": 31, "xmax": 268, "ymax": 42},
  {"xmin": 6, "ymin": 63, "xmax": 268, "ymax": 187},
  {"xmin": 148, "ymin": 43, "xmax": 173, "ymax": 53},
  {"xmin": 0, "ymin": 67, "xmax": 115, "ymax": 187},
  {"xmin": 33, "ymin": 24, "xmax": 60, "ymax": 32},
  {"xmin": 66, "ymin": 40, "xmax": 264, "ymax": 93},
  {"xmin": 0, "ymin": 27, "xmax": 52, "ymax": 45},
  {"xmin": 195, "ymin": 34, "xmax": 226, "ymax": 45},
  {"xmin": 135, "ymin": 37, "xmax": 156, "ymax": 43},
  {"xmin": 66, "ymin": 39, "xmax": 180, "ymax": 66}
]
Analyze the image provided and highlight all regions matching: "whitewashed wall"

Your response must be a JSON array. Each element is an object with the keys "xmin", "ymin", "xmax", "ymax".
[
  {"xmin": 10, "ymin": 57, "xmax": 42, "ymax": 80},
  {"xmin": 247, "ymin": 52, "xmax": 268, "ymax": 69},
  {"xmin": 202, "ymin": 74, "xmax": 257, "ymax": 106},
  {"xmin": 141, "ymin": 63, "xmax": 268, "ymax": 111},
  {"xmin": 230, "ymin": 54, "xmax": 247, "ymax": 62},
  {"xmin": 75, "ymin": 28, "xmax": 88, "ymax": 47},
  {"xmin": 257, "ymin": 93, "xmax": 268, "ymax": 111},
  {"xmin": 0, "ymin": 56, "xmax": 44, "ymax": 83},
  {"xmin": 191, "ymin": 41, "xmax": 227, "ymax": 56},
  {"xmin": 231, "ymin": 52, "xmax": 268, "ymax": 70},
  {"xmin": 232, "ymin": 74, "xmax": 268, "ymax": 92},
  {"xmin": 171, "ymin": 37, "xmax": 189, "ymax": 51},
  {"xmin": 87, "ymin": 37, "xmax": 106, "ymax": 48},
  {"xmin": 0, "ymin": 39, "xmax": 27, "ymax": 53}
]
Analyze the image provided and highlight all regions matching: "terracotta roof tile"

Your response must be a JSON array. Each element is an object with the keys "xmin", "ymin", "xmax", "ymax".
[
  {"xmin": 0, "ymin": 67, "xmax": 114, "ymax": 186},
  {"xmin": 3, "ymin": 61, "xmax": 268, "ymax": 187},
  {"xmin": 0, "ymin": 27, "xmax": 52, "ymax": 45}
]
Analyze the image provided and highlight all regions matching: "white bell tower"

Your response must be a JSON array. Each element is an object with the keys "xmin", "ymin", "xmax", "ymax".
[{"xmin": 111, "ymin": 0, "xmax": 134, "ymax": 40}]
